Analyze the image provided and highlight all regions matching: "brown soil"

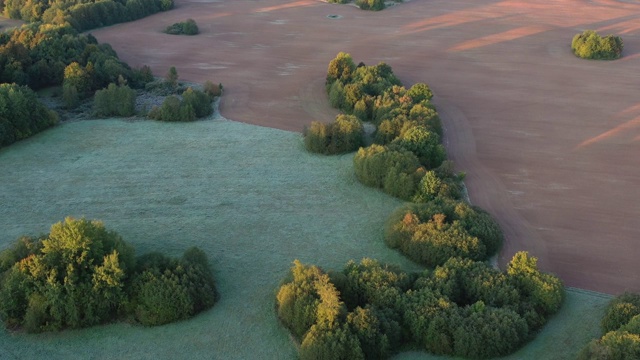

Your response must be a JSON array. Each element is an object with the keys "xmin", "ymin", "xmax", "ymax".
[{"xmin": 91, "ymin": 0, "xmax": 640, "ymax": 294}]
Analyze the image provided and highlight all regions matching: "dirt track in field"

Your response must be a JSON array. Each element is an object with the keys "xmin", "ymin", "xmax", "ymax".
[{"xmin": 92, "ymin": 0, "xmax": 640, "ymax": 294}]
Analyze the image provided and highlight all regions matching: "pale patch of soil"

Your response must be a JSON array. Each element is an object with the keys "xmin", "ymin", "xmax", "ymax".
[{"xmin": 91, "ymin": 0, "xmax": 640, "ymax": 294}]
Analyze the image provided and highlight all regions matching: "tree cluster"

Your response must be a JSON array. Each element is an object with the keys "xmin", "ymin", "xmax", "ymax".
[
  {"xmin": 304, "ymin": 114, "xmax": 364, "ymax": 155},
  {"xmin": 277, "ymin": 254, "xmax": 564, "ymax": 359},
  {"xmin": 2, "ymin": 0, "xmax": 173, "ymax": 32},
  {"xmin": 165, "ymin": 19, "xmax": 199, "ymax": 36},
  {"xmin": 148, "ymin": 86, "xmax": 214, "ymax": 122},
  {"xmin": 93, "ymin": 81, "xmax": 137, "ymax": 117},
  {"xmin": 0, "ymin": 218, "xmax": 217, "ymax": 332},
  {"xmin": 320, "ymin": 52, "xmax": 460, "ymax": 202},
  {"xmin": 384, "ymin": 198, "xmax": 503, "ymax": 267},
  {"xmin": 0, "ymin": 83, "xmax": 58, "ymax": 147},
  {"xmin": 572, "ymin": 30, "xmax": 624, "ymax": 60},
  {"xmin": 578, "ymin": 293, "xmax": 640, "ymax": 359},
  {"xmin": 0, "ymin": 23, "xmax": 150, "ymax": 92},
  {"xmin": 327, "ymin": 0, "xmax": 401, "ymax": 11}
]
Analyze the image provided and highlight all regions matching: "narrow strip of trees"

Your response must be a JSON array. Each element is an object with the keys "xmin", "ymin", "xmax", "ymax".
[
  {"xmin": 2, "ymin": 0, "xmax": 174, "ymax": 32},
  {"xmin": 283, "ymin": 52, "xmax": 566, "ymax": 359}
]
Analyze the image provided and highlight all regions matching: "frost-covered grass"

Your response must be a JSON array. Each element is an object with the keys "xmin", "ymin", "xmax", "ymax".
[{"xmin": 0, "ymin": 118, "xmax": 608, "ymax": 359}]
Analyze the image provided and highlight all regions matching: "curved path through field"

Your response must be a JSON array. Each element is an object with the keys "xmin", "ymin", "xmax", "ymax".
[{"xmin": 93, "ymin": 0, "xmax": 640, "ymax": 294}]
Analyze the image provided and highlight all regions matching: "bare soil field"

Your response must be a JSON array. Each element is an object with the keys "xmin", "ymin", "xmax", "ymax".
[{"xmin": 91, "ymin": 0, "xmax": 640, "ymax": 294}]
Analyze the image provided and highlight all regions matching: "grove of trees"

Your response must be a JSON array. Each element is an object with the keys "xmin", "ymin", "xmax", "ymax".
[
  {"xmin": 313, "ymin": 52, "xmax": 460, "ymax": 202},
  {"xmin": 284, "ymin": 52, "xmax": 565, "ymax": 359},
  {"xmin": 277, "ymin": 254, "xmax": 563, "ymax": 359},
  {"xmin": 572, "ymin": 30, "xmax": 624, "ymax": 60},
  {"xmin": 578, "ymin": 293, "xmax": 640, "ymax": 359},
  {"xmin": 0, "ymin": 218, "xmax": 217, "ymax": 332},
  {"xmin": 2, "ymin": 0, "xmax": 174, "ymax": 32}
]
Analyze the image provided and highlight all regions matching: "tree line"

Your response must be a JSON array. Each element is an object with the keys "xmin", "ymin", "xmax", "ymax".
[
  {"xmin": 2, "ymin": 0, "xmax": 173, "ymax": 32},
  {"xmin": 287, "ymin": 52, "xmax": 566, "ymax": 359},
  {"xmin": 277, "ymin": 254, "xmax": 563, "ymax": 359},
  {"xmin": 0, "ymin": 217, "xmax": 217, "ymax": 332},
  {"xmin": 327, "ymin": 0, "xmax": 401, "ymax": 11}
]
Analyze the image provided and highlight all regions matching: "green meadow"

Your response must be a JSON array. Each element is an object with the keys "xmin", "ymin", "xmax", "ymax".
[{"xmin": 0, "ymin": 118, "xmax": 608, "ymax": 359}]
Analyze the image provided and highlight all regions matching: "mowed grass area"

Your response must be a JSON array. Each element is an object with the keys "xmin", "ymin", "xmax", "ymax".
[{"xmin": 0, "ymin": 118, "xmax": 608, "ymax": 359}]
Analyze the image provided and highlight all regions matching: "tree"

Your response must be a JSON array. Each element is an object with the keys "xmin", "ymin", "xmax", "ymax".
[
  {"xmin": 93, "ymin": 82, "xmax": 137, "ymax": 117},
  {"xmin": 326, "ymin": 52, "xmax": 356, "ymax": 85},
  {"xmin": 166, "ymin": 66, "xmax": 179, "ymax": 89}
]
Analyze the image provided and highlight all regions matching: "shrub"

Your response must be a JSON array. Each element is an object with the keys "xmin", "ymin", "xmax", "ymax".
[
  {"xmin": 572, "ymin": 30, "xmax": 623, "ymax": 60},
  {"xmin": 165, "ymin": 19, "xmax": 199, "ymax": 35},
  {"xmin": 303, "ymin": 114, "xmax": 364, "ymax": 155},
  {"xmin": 203, "ymin": 81, "xmax": 222, "ymax": 98},
  {"xmin": 93, "ymin": 82, "xmax": 137, "ymax": 117}
]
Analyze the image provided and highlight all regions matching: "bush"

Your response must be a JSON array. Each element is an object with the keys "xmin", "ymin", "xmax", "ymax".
[
  {"xmin": 165, "ymin": 19, "xmax": 199, "ymax": 35},
  {"xmin": 304, "ymin": 114, "xmax": 364, "ymax": 155},
  {"xmin": 572, "ymin": 30, "xmax": 623, "ymax": 60},
  {"xmin": 0, "ymin": 218, "xmax": 216, "ymax": 332},
  {"xmin": 93, "ymin": 82, "xmax": 137, "ymax": 117}
]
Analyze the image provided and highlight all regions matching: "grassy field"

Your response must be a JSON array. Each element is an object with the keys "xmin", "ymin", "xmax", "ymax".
[{"xmin": 0, "ymin": 117, "xmax": 608, "ymax": 359}]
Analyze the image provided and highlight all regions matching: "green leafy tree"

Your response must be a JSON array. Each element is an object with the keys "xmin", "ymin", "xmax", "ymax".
[
  {"xmin": 93, "ymin": 82, "xmax": 137, "ymax": 117},
  {"xmin": 326, "ymin": 52, "xmax": 356, "ymax": 85}
]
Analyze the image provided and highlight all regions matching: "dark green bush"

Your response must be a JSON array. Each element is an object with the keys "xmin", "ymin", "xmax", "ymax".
[
  {"xmin": 572, "ymin": 30, "xmax": 623, "ymax": 60},
  {"xmin": 165, "ymin": 19, "xmax": 199, "ymax": 35},
  {"xmin": 93, "ymin": 82, "xmax": 137, "ymax": 117}
]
